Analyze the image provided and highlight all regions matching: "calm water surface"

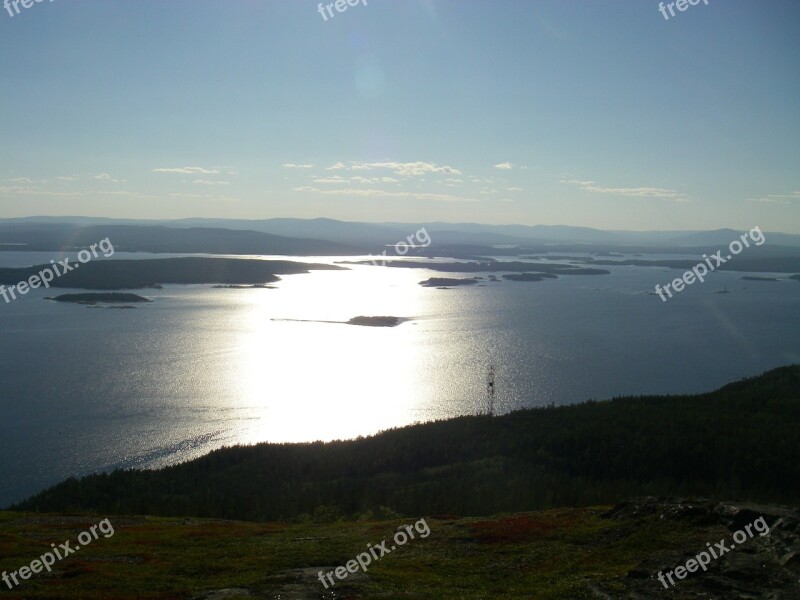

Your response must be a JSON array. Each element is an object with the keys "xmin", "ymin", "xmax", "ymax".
[{"xmin": 1, "ymin": 252, "xmax": 798, "ymax": 505}]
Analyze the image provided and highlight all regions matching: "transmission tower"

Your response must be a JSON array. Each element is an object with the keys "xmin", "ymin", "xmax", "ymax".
[{"xmin": 487, "ymin": 365, "xmax": 496, "ymax": 416}]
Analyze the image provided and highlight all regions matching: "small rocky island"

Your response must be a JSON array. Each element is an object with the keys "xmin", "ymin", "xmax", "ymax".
[
  {"xmin": 346, "ymin": 316, "xmax": 407, "ymax": 327},
  {"xmin": 502, "ymin": 273, "xmax": 558, "ymax": 282},
  {"xmin": 419, "ymin": 277, "xmax": 481, "ymax": 288},
  {"xmin": 46, "ymin": 293, "xmax": 152, "ymax": 306},
  {"xmin": 212, "ymin": 284, "xmax": 276, "ymax": 289}
]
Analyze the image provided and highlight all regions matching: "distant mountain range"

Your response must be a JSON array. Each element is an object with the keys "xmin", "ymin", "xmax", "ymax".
[{"xmin": 1, "ymin": 217, "xmax": 799, "ymax": 254}]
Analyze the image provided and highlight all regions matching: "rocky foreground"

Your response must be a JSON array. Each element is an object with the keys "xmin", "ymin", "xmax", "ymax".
[
  {"xmin": 599, "ymin": 497, "xmax": 800, "ymax": 599},
  {"xmin": 1, "ymin": 497, "xmax": 797, "ymax": 599}
]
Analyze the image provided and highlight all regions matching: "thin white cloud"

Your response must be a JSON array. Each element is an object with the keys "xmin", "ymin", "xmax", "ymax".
[
  {"xmin": 561, "ymin": 179, "xmax": 689, "ymax": 201},
  {"xmin": 94, "ymin": 173, "xmax": 126, "ymax": 183},
  {"xmin": 294, "ymin": 186, "xmax": 475, "ymax": 203},
  {"xmin": 0, "ymin": 186, "xmax": 81, "ymax": 197},
  {"xmin": 56, "ymin": 175, "xmax": 79, "ymax": 181},
  {"xmin": 494, "ymin": 162, "xmax": 514, "ymax": 170},
  {"xmin": 371, "ymin": 162, "xmax": 462, "ymax": 176},
  {"xmin": 153, "ymin": 167, "xmax": 220, "ymax": 174},
  {"xmin": 507, "ymin": 187, "xmax": 523, "ymax": 192},
  {"xmin": 313, "ymin": 175, "xmax": 348, "ymax": 184},
  {"xmin": 350, "ymin": 176, "xmax": 401, "ymax": 184},
  {"xmin": 323, "ymin": 161, "xmax": 461, "ymax": 177},
  {"xmin": 193, "ymin": 179, "xmax": 230, "ymax": 186},
  {"xmin": 168, "ymin": 193, "xmax": 205, "ymax": 199},
  {"xmin": 168, "ymin": 192, "xmax": 239, "ymax": 202},
  {"xmin": 326, "ymin": 188, "xmax": 475, "ymax": 202},
  {"xmin": 313, "ymin": 174, "xmax": 402, "ymax": 185},
  {"xmin": 747, "ymin": 191, "xmax": 800, "ymax": 204},
  {"xmin": 103, "ymin": 191, "xmax": 158, "ymax": 199},
  {"xmin": 10, "ymin": 177, "xmax": 34, "ymax": 184},
  {"xmin": 282, "ymin": 163, "xmax": 314, "ymax": 169}
]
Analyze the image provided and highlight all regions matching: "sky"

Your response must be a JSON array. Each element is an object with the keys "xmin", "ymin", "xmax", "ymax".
[{"xmin": 1, "ymin": 0, "xmax": 799, "ymax": 232}]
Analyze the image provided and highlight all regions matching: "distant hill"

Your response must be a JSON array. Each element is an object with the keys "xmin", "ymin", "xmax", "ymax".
[
  {"xmin": 0, "ymin": 223, "xmax": 358, "ymax": 255},
  {"xmin": 169, "ymin": 219, "xmax": 800, "ymax": 247},
  {"xmin": 3, "ymin": 217, "xmax": 800, "ymax": 248},
  {"xmin": 12, "ymin": 365, "xmax": 800, "ymax": 521},
  {"xmin": 2, "ymin": 220, "xmax": 799, "ymax": 274}
]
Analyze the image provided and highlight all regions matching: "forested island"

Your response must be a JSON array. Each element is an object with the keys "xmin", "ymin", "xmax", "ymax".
[
  {"xmin": 502, "ymin": 273, "xmax": 558, "ymax": 282},
  {"xmin": 378, "ymin": 259, "xmax": 611, "ymax": 276},
  {"xmin": 0, "ymin": 257, "xmax": 342, "ymax": 290},
  {"xmin": 419, "ymin": 277, "xmax": 481, "ymax": 287},
  {"xmin": 346, "ymin": 316, "xmax": 407, "ymax": 327},
  {"xmin": 47, "ymin": 293, "xmax": 152, "ymax": 304}
]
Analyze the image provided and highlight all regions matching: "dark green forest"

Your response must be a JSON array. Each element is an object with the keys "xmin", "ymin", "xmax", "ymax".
[
  {"xmin": 0, "ymin": 256, "xmax": 341, "ymax": 290},
  {"xmin": 12, "ymin": 366, "xmax": 800, "ymax": 521}
]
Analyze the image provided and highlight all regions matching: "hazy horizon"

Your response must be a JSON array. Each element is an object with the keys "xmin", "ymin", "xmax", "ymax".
[{"xmin": 3, "ymin": 215, "xmax": 800, "ymax": 238}]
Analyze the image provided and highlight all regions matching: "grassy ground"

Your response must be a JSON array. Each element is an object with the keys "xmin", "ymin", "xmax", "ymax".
[{"xmin": 0, "ymin": 506, "xmax": 720, "ymax": 599}]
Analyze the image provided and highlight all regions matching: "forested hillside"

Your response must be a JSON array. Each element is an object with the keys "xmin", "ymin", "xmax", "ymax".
[{"xmin": 12, "ymin": 366, "xmax": 800, "ymax": 521}]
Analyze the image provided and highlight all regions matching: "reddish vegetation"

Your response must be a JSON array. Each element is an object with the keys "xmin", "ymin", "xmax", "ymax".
[{"xmin": 470, "ymin": 512, "xmax": 577, "ymax": 544}]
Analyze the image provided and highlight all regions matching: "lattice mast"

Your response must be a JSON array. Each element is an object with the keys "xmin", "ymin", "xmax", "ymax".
[{"xmin": 487, "ymin": 365, "xmax": 496, "ymax": 416}]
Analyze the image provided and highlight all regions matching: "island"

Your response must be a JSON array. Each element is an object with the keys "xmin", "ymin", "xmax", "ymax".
[
  {"xmin": 0, "ymin": 257, "xmax": 344, "ymax": 290},
  {"xmin": 346, "ymin": 316, "xmax": 407, "ymax": 327},
  {"xmin": 212, "ymin": 284, "xmax": 276, "ymax": 289},
  {"xmin": 373, "ymin": 260, "xmax": 611, "ymax": 277},
  {"xmin": 46, "ymin": 293, "xmax": 152, "ymax": 305},
  {"xmin": 502, "ymin": 273, "xmax": 558, "ymax": 282},
  {"xmin": 419, "ymin": 277, "xmax": 481, "ymax": 288}
]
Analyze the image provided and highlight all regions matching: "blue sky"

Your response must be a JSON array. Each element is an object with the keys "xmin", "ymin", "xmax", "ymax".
[{"xmin": 1, "ymin": 0, "xmax": 798, "ymax": 231}]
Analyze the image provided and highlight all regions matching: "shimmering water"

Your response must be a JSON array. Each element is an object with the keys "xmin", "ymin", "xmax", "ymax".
[{"xmin": 1, "ymin": 252, "xmax": 798, "ymax": 505}]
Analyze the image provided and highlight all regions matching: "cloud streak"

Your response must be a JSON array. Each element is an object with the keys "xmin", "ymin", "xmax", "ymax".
[
  {"xmin": 747, "ymin": 191, "xmax": 800, "ymax": 204},
  {"xmin": 294, "ymin": 186, "xmax": 475, "ymax": 203},
  {"xmin": 153, "ymin": 167, "xmax": 220, "ymax": 174},
  {"xmin": 561, "ymin": 179, "xmax": 689, "ymax": 201},
  {"xmin": 324, "ymin": 161, "xmax": 461, "ymax": 177}
]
